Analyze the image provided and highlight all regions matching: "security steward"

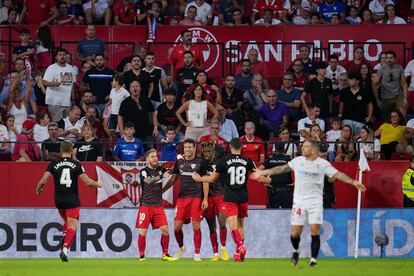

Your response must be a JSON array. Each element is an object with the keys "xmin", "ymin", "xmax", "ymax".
[
  {"xmin": 263, "ymin": 142, "xmax": 294, "ymax": 208},
  {"xmin": 402, "ymin": 157, "xmax": 414, "ymax": 207}
]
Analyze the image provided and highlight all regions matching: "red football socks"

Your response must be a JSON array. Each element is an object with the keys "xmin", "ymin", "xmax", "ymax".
[
  {"xmin": 210, "ymin": 232, "xmax": 218, "ymax": 253},
  {"xmin": 63, "ymin": 228, "xmax": 75, "ymax": 249},
  {"xmin": 231, "ymin": 230, "xmax": 243, "ymax": 252},
  {"xmin": 174, "ymin": 229, "xmax": 184, "ymax": 248},
  {"xmin": 161, "ymin": 234, "xmax": 169, "ymax": 255},
  {"xmin": 194, "ymin": 229, "xmax": 202, "ymax": 254},
  {"xmin": 220, "ymin": 228, "xmax": 227, "ymax": 247},
  {"xmin": 138, "ymin": 235, "xmax": 146, "ymax": 257},
  {"xmin": 62, "ymin": 222, "xmax": 68, "ymax": 236}
]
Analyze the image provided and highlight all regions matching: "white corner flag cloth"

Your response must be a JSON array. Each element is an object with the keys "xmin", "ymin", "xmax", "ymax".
[{"xmin": 358, "ymin": 149, "xmax": 371, "ymax": 173}]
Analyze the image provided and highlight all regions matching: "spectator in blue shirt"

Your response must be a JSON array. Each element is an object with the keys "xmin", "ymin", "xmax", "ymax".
[
  {"xmin": 113, "ymin": 122, "xmax": 145, "ymax": 161},
  {"xmin": 159, "ymin": 126, "xmax": 179, "ymax": 161},
  {"xmin": 235, "ymin": 59, "xmax": 254, "ymax": 92},
  {"xmin": 259, "ymin": 89, "xmax": 289, "ymax": 138},
  {"xmin": 277, "ymin": 72, "xmax": 302, "ymax": 122},
  {"xmin": 318, "ymin": 0, "xmax": 346, "ymax": 23},
  {"xmin": 76, "ymin": 24, "xmax": 106, "ymax": 63}
]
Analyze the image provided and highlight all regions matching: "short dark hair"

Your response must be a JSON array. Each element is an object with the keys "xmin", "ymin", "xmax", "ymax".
[
  {"xmin": 166, "ymin": 126, "xmax": 176, "ymax": 133},
  {"xmin": 165, "ymin": 87, "xmax": 176, "ymax": 96},
  {"xmin": 60, "ymin": 140, "xmax": 73, "ymax": 153},
  {"xmin": 332, "ymin": 117, "xmax": 341, "ymax": 124},
  {"xmin": 183, "ymin": 138, "xmax": 196, "ymax": 147},
  {"xmin": 240, "ymin": 58, "xmax": 250, "ymax": 65},
  {"xmin": 113, "ymin": 74, "xmax": 125, "ymax": 86},
  {"xmin": 230, "ymin": 138, "xmax": 242, "ymax": 151},
  {"xmin": 55, "ymin": 48, "xmax": 68, "ymax": 55},
  {"xmin": 232, "ymin": 7, "xmax": 242, "ymax": 15},
  {"xmin": 328, "ymin": 54, "xmax": 339, "ymax": 61},
  {"xmin": 14, "ymin": 57, "xmax": 25, "ymax": 64},
  {"xmin": 36, "ymin": 112, "xmax": 48, "ymax": 123},
  {"xmin": 95, "ymin": 53, "xmax": 105, "ymax": 59},
  {"xmin": 183, "ymin": 50, "xmax": 193, "ymax": 57},
  {"xmin": 125, "ymin": 122, "xmax": 135, "ymax": 129},
  {"xmin": 19, "ymin": 28, "xmax": 30, "ymax": 35},
  {"xmin": 181, "ymin": 29, "xmax": 191, "ymax": 37},
  {"xmin": 348, "ymin": 73, "xmax": 361, "ymax": 81},
  {"xmin": 225, "ymin": 74, "xmax": 235, "ymax": 79},
  {"xmin": 316, "ymin": 62, "xmax": 327, "ymax": 70},
  {"xmin": 385, "ymin": 50, "xmax": 396, "ymax": 57},
  {"xmin": 83, "ymin": 90, "xmax": 93, "ymax": 96},
  {"xmin": 145, "ymin": 51, "xmax": 155, "ymax": 58}
]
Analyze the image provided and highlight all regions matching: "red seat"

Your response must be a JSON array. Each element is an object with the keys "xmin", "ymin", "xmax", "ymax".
[
  {"xmin": 390, "ymin": 152, "xmax": 412, "ymax": 160},
  {"xmin": 266, "ymin": 137, "xmax": 281, "ymax": 156}
]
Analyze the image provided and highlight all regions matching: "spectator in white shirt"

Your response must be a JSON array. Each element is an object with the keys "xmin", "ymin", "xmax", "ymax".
[
  {"xmin": 369, "ymin": 0, "xmax": 394, "ymax": 21},
  {"xmin": 326, "ymin": 117, "xmax": 342, "ymax": 161},
  {"xmin": 34, "ymin": 113, "xmax": 51, "ymax": 147},
  {"xmin": 108, "ymin": 75, "xmax": 130, "ymax": 134},
  {"xmin": 346, "ymin": 5, "xmax": 361, "ymax": 24},
  {"xmin": 297, "ymin": 104, "xmax": 325, "ymax": 142},
  {"xmin": 83, "ymin": 0, "xmax": 111, "ymax": 26},
  {"xmin": 373, "ymin": 52, "xmax": 386, "ymax": 71},
  {"xmin": 357, "ymin": 125, "xmax": 381, "ymax": 160},
  {"xmin": 404, "ymin": 58, "xmax": 414, "ymax": 94},
  {"xmin": 57, "ymin": 106, "xmax": 83, "ymax": 143},
  {"xmin": 326, "ymin": 54, "xmax": 347, "ymax": 90},
  {"xmin": 184, "ymin": 0, "xmax": 212, "ymax": 25},
  {"xmin": 378, "ymin": 4, "xmax": 406, "ymax": 24},
  {"xmin": 291, "ymin": 0, "xmax": 311, "ymax": 25},
  {"xmin": 255, "ymin": 8, "xmax": 282, "ymax": 25}
]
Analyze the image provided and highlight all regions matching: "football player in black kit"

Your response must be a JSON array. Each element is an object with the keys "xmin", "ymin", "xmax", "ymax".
[
  {"xmin": 200, "ymin": 141, "xmax": 229, "ymax": 261},
  {"xmin": 193, "ymin": 138, "xmax": 266, "ymax": 262},
  {"xmin": 36, "ymin": 141, "xmax": 102, "ymax": 262}
]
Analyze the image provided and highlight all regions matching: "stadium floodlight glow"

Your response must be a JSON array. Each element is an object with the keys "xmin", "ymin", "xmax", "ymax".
[{"xmin": 374, "ymin": 233, "xmax": 389, "ymax": 258}]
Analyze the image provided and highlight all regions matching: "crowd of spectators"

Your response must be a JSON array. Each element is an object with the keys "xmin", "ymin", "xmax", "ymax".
[
  {"xmin": 0, "ymin": 0, "xmax": 410, "ymax": 27},
  {"xmin": 0, "ymin": 1, "xmax": 413, "ymax": 164}
]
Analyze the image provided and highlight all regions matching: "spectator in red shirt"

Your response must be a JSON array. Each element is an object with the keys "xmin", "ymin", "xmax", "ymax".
[
  {"xmin": 13, "ymin": 119, "xmax": 41, "ymax": 162},
  {"xmin": 291, "ymin": 58, "xmax": 308, "ymax": 92},
  {"xmin": 199, "ymin": 120, "xmax": 228, "ymax": 153},
  {"xmin": 169, "ymin": 29, "xmax": 203, "ymax": 81},
  {"xmin": 240, "ymin": 121, "xmax": 265, "ymax": 164},
  {"xmin": 345, "ymin": 46, "xmax": 371, "ymax": 75},
  {"xmin": 19, "ymin": 0, "xmax": 58, "ymax": 25},
  {"xmin": 181, "ymin": 70, "xmax": 221, "ymax": 105},
  {"xmin": 236, "ymin": 48, "xmax": 270, "ymax": 89},
  {"xmin": 251, "ymin": 0, "xmax": 290, "ymax": 24},
  {"xmin": 113, "ymin": 0, "xmax": 136, "ymax": 25}
]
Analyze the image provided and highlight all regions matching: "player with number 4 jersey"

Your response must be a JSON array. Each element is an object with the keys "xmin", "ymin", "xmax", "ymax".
[
  {"xmin": 193, "ymin": 138, "xmax": 262, "ymax": 262},
  {"xmin": 36, "ymin": 141, "xmax": 102, "ymax": 262}
]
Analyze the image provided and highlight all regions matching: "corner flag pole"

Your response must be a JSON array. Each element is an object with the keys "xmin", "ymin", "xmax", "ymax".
[
  {"xmin": 354, "ymin": 149, "xmax": 370, "ymax": 258},
  {"xmin": 354, "ymin": 168, "xmax": 363, "ymax": 258}
]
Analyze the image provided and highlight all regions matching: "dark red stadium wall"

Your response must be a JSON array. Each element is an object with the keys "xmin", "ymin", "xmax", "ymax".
[
  {"xmin": 0, "ymin": 25, "xmax": 413, "ymax": 78},
  {"xmin": 0, "ymin": 161, "xmax": 406, "ymax": 208}
]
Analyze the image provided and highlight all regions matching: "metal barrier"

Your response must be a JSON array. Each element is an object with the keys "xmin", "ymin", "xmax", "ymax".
[{"xmin": 0, "ymin": 139, "xmax": 379, "ymax": 162}]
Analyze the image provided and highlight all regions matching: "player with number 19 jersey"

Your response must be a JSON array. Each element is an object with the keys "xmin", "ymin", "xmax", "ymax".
[
  {"xmin": 47, "ymin": 157, "xmax": 85, "ymax": 212},
  {"xmin": 215, "ymin": 154, "xmax": 255, "ymax": 218}
]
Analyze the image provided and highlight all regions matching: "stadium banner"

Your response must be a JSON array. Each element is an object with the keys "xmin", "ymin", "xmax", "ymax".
[
  {"xmin": 0, "ymin": 25, "xmax": 413, "ymax": 79},
  {"xmin": 0, "ymin": 208, "xmax": 413, "ymax": 258},
  {"xmin": 95, "ymin": 162, "xmax": 174, "ymax": 208},
  {"xmin": 0, "ymin": 161, "xmax": 407, "ymax": 208}
]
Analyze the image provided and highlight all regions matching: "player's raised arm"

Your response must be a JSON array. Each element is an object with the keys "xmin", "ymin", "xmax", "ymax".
[
  {"xmin": 36, "ymin": 171, "xmax": 52, "ymax": 195},
  {"xmin": 331, "ymin": 171, "xmax": 366, "ymax": 192},
  {"xmin": 250, "ymin": 164, "xmax": 292, "ymax": 180},
  {"xmin": 192, "ymin": 172, "xmax": 220, "ymax": 183},
  {"xmin": 79, "ymin": 173, "xmax": 103, "ymax": 188}
]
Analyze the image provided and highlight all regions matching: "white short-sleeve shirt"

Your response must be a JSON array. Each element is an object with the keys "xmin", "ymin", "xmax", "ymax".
[
  {"xmin": 43, "ymin": 63, "xmax": 75, "ymax": 107},
  {"xmin": 185, "ymin": 2, "xmax": 212, "ymax": 25},
  {"xmin": 110, "ymin": 87, "xmax": 130, "ymax": 115},
  {"xmin": 288, "ymin": 156, "xmax": 338, "ymax": 202},
  {"xmin": 404, "ymin": 59, "xmax": 414, "ymax": 91}
]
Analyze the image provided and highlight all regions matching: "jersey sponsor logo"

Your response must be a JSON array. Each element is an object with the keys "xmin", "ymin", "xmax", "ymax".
[{"xmin": 174, "ymin": 28, "xmax": 220, "ymax": 73}]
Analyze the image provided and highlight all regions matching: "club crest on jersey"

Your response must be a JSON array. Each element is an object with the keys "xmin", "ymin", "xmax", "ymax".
[
  {"xmin": 191, "ymin": 163, "xmax": 196, "ymax": 169},
  {"xmin": 121, "ymin": 168, "xmax": 141, "ymax": 206},
  {"xmin": 174, "ymin": 27, "xmax": 220, "ymax": 73}
]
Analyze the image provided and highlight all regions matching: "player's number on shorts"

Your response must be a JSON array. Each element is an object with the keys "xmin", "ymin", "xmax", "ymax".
[
  {"xmin": 228, "ymin": 166, "xmax": 246, "ymax": 185},
  {"xmin": 139, "ymin": 213, "xmax": 146, "ymax": 225},
  {"xmin": 60, "ymin": 168, "xmax": 72, "ymax": 188}
]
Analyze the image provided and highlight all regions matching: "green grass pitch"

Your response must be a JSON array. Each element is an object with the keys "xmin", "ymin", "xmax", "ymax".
[{"xmin": 1, "ymin": 258, "xmax": 413, "ymax": 276}]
